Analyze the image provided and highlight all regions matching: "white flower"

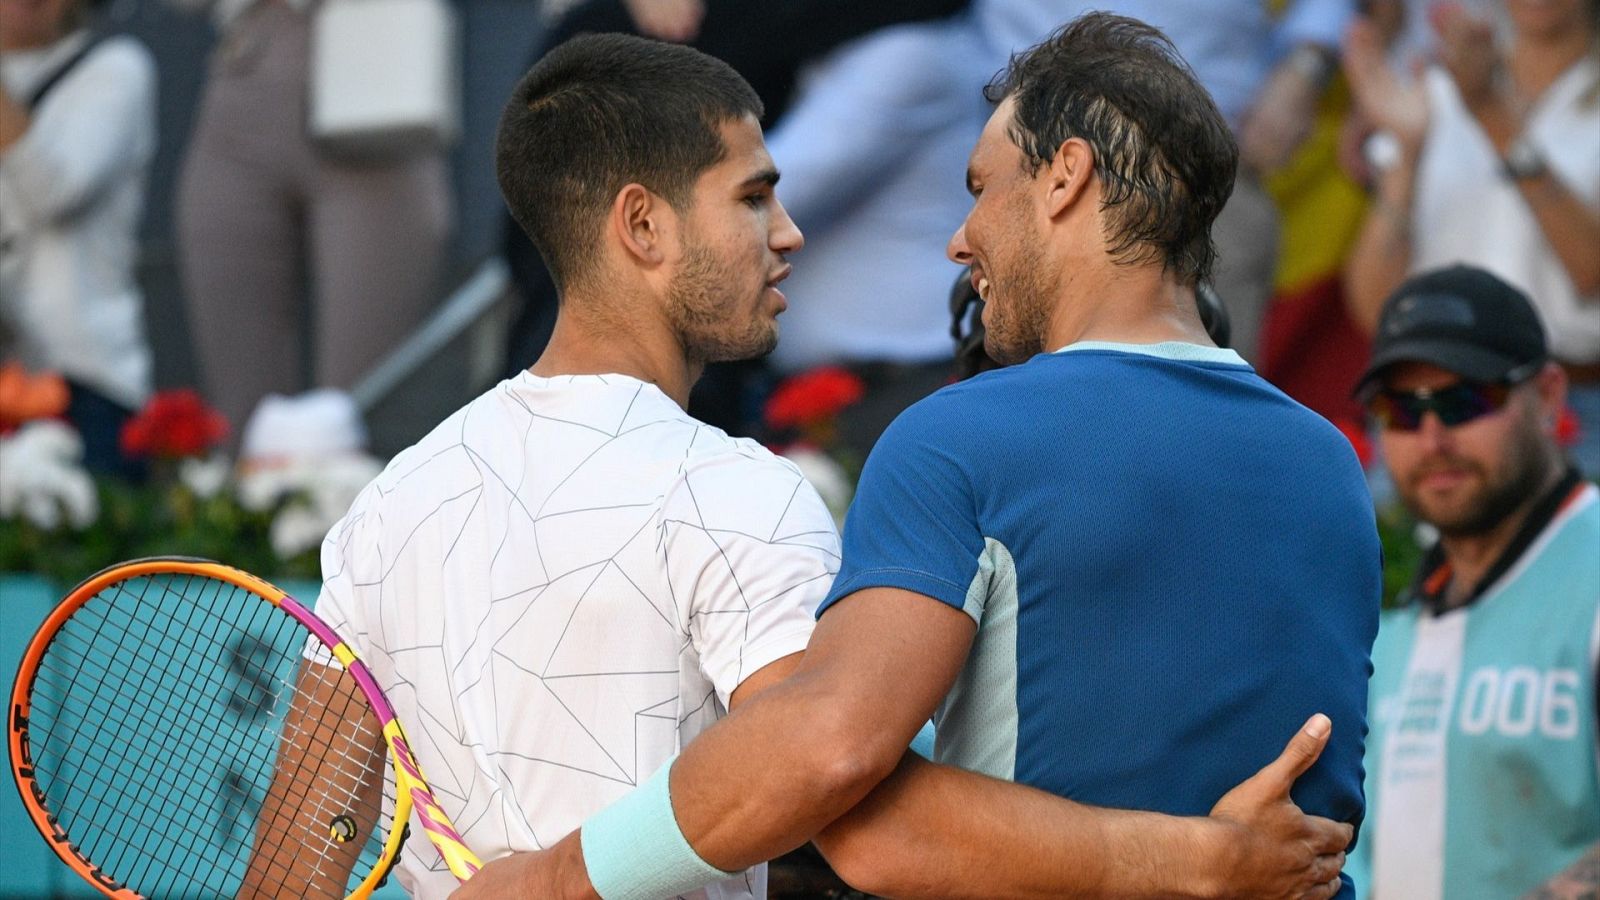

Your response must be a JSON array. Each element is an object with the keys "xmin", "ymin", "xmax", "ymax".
[
  {"xmin": 240, "ymin": 390, "xmax": 367, "ymax": 465},
  {"xmin": 780, "ymin": 446, "xmax": 853, "ymax": 530},
  {"xmin": 236, "ymin": 462, "xmax": 306, "ymax": 512},
  {"xmin": 270, "ymin": 505, "xmax": 332, "ymax": 560},
  {"xmin": 0, "ymin": 421, "xmax": 98, "ymax": 530},
  {"xmin": 179, "ymin": 455, "xmax": 232, "ymax": 500},
  {"xmin": 252, "ymin": 451, "xmax": 384, "ymax": 560}
]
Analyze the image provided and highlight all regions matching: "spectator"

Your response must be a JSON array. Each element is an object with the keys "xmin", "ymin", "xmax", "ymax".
[
  {"xmin": 0, "ymin": 0, "xmax": 156, "ymax": 478},
  {"xmin": 975, "ymin": 0, "xmax": 1355, "ymax": 363},
  {"xmin": 1342, "ymin": 0, "xmax": 1600, "ymax": 476},
  {"xmin": 1347, "ymin": 265, "xmax": 1599, "ymax": 899},
  {"xmin": 763, "ymin": 11, "xmax": 988, "ymax": 455},
  {"xmin": 168, "ymin": 0, "xmax": 454, "ymax": 439}
]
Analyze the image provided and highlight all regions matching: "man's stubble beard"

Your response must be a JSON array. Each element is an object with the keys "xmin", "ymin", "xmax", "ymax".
[
  {"xmin": 667, "ymin": 240, "xmax": 778, "ymax": 365},
  {"xmin": 1402, "ymin": 415, "xmax": 1555, "ymax": 539},
  {"xmin": 982, "ymin": 215, "xmax": 1054, "ymax": 367}
]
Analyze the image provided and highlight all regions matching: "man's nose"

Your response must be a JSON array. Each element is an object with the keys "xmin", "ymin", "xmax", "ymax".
[
  {"xmin": 1416, "ymin": 411, "xmax": 1454, "ymax": 449},
  {"xmin": 948, "ymin": 221, "xmax": 972, "ymax": 265},
  {"xmin": 772, "ymin": 198, "xmax": 804, "ymax": 254}
]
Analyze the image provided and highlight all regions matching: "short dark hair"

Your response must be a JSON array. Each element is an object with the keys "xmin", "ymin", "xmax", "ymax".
[
  {"xmin": 986, "ymin": 13, "xmax": 1237, "ymax": 284},
  {"xmin": 495, "ymin": 34, "xmax": 763, "ymax": 290}
]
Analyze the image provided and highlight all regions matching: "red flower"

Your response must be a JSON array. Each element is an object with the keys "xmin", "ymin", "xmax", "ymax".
[
  {"xmin": 1556, "ymin": 406, "xmax": 1581, "ymax": 448},
  {"xmin": 765, "ymin": 367, "xmax": 865, "ymax": 430},
  {"xmin": 1332, "ymin": 416, "xmax": 1374, "ymax": 470},
  {"xmin": 120, "ymin": 389, "xmax": 230, "ymax": 459}
]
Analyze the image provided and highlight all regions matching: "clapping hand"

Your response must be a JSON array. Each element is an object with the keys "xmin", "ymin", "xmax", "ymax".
[{"xmin": 1342, "ymin": 14, "xmax": 1429, "ymax": 153}]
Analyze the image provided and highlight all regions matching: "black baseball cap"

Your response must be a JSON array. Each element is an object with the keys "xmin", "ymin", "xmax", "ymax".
[{"xmin": 1354, "ymin": 265, "xmax": 1548, "ymax": 397}]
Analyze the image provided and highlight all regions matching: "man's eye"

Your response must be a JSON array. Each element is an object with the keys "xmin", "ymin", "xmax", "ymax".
[{"xmin": 744, "ymin": 194, "xmax": 766, "ymax": 207}]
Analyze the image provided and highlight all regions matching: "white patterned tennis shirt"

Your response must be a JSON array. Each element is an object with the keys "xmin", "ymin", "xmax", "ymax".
[{"xmin": 313, "ymin": 372, "xmax": 840, "ymax": 899}]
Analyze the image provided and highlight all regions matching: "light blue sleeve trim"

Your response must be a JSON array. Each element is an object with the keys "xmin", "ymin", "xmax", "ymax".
[
  {"xmin": 909, "ymin": 720, "xmax": 937, "ymax": 759},
  {"xmin": 581, "ymin": 757, "xmax": 735, "ymax": 900}
]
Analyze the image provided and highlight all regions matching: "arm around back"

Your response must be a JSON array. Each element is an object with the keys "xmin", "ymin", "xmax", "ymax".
[{"xmin": 667, "ymin": 584, "xmax": 977, "ymax": 870}]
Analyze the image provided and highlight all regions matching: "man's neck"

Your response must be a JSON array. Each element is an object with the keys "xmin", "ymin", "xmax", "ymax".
[
  {"xmin": 1044, "ymin": 262, "xmax": 1213, "ymax": 351},
  {"xmin": 1436, "ymin": 459, "xmax": 1566, "ymax": 609},
  {"xmin": 528, "ymin": 292, "xmax": 701, "ymax": 409}
]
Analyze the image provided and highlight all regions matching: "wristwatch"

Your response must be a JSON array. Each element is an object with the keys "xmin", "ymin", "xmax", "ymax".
[{"xmin": 1500, "ymin": 136, "xmax": 1549, "ymax": 181}]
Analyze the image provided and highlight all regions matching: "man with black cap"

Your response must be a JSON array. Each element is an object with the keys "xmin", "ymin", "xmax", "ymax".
[{"xmin": 1347, "ymin": 264, "xmax": 1600, "ymax": 899}]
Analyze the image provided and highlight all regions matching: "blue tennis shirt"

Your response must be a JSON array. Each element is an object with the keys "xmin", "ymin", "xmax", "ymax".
[{"xmin": 820, "ymin": 342, "xmax": 1380, "ymax": 884}]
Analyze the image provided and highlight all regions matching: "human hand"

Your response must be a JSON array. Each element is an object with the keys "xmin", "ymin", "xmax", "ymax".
[
  {"xmin": 621, "ymin": 0, "xmax": 705, "ymax": 43},
  {"xmin": 1430, "ymin": 2, "xmax": 1499, "ymax": 113},
  {"xmin": 1205, "ymin": 714, "xmax": 1353, "ymax": 900},
  {"xmin": 1342, "ymin": 16, "xmax": 1428, "ymax": 153},
  {"xmin": 1239, "ymin": 48, "xmax": 1327, "ymax": 174},
  {"xmin": 448, "ymin": 837, "xmax": 599, "ymax": 900}
]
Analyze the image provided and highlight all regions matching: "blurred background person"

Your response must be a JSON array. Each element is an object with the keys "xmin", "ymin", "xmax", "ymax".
[
  {"xmin": 1342, "ymin": 0, "xmax": 1600, "ymax": 476},
  {"xmin": 974, "ymin": 0, "xmax": 1354, "ymax": 364},
  {"xmin": 0, "ymin": 0, "xmax": 156, "ymax": 477},
  {"xmin": 1253, "ymin": 17, "xmax": 1374, "ymax": 443},
  {"xmin": 1347, "ymin": 265, "xmax": 1598, "ymax": 900},
  {"xmin": 167, "ymin": 0, "xmax": 455, "ymax": 440},
  {"xmin": 763, "ymin": 9, "xmax": 988, "ymax": 456}
]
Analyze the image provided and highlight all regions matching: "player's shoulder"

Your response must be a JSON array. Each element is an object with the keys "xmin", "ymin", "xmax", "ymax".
[
  {"xmin": 674, "ymin": 427, "xmax": 810, "ymax": 493},
  {"xmin": 874, "ymin": 365, "xmax": 1032, "ymax": 451},
  {"xmin": 663, "ymin": 429, "xmax": 836, "ymax": 544}
]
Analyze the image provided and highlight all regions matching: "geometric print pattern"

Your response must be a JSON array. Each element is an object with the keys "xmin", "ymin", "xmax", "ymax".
[{"xmin": 313, "ymin": 373, "xmax": 840, "ymax": 899}]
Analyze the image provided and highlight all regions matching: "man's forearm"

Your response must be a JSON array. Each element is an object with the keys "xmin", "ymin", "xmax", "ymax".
[
  {"xmin": 813, "ymin": 716, "xmax": 1353, "ymax": 900},
  {"xmin": 499, "ymin": 667, "xmax": 914, "ymax": 900},
  {"xmin": 1469, "ymin": 96, "xmax": 1600, "ymax": 295},
  {"xmin": 813, "ymin": 754, "xmax": 1223, "ymax": 900},
  {"xmin": 668, "ymin": 663, "xmax": 908, "ymax": 870},
  {"xmin": 1345, "ymin": 157, "xmax": 1418, "ymax": 333}
]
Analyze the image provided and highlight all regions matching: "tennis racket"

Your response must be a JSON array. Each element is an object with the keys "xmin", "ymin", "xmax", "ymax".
[{"xmin": 7, "ymin": 557, "xmax": 482, "ymax": 898}]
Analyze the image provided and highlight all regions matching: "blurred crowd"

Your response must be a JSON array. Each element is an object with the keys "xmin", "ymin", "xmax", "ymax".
[
  {"xmin": 2, "ymin": 0, "xmax": 1598, "ymax": 896},
  {"xmin": 1, "ymin": 0, "xmax": 1595, "ymax": 477},
  {"xmin": 1, "ymin": 0, "xmax": 1595, "ymax": 485}
]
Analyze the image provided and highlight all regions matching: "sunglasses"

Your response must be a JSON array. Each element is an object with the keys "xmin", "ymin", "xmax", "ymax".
[{"xmin": 1365, "ymin": 380, "xmax": 1516, "ymax": 431}]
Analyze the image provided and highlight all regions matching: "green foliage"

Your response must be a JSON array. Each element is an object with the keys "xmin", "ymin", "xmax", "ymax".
[
  {"xmin": 0, "ymin": 476, "xmax": 319, "ymax": 589},
  {"xmin": 1376, "ymin": 502, "xmax": 1425, "ymax": 609}
]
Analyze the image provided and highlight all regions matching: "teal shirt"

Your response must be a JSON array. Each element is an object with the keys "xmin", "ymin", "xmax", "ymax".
[{"xmin": 1349, "ymin": 483, "xmax": 1600, "ymax": 899}]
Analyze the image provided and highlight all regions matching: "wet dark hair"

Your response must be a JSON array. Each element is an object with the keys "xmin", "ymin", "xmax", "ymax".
[
  {"xmin": 495, "ymin": 33, "xmax": 763, "ymax": 291},
  {"xmin": 986, "ymin": 12, "xmax": 1238, "ymax": 285}
]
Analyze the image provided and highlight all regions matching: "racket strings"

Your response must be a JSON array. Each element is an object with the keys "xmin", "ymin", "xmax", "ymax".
[
  {"xmin": 34, "ymin": 576, "xmax": 311, "ymax": 893},
  {"xmin": 22, "ymin": 572, "xmax": 400, "ymax": 898},
  {"xmin": 37, "ymin": 573, "xmax": 279, "ymax": 897},
  {"xmin": 33, "ymin": 649, "xmax": 385, "ymax": 899},
  {"xmin": 35, "ymin": 605, "xmax": 387, "ymax": 810},
  {"xmin": 244, "ymin": 657, "xmax": 391, "ymax": 899}
]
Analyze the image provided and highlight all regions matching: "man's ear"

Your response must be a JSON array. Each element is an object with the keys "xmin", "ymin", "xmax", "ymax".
[
  {"xmin": 1044, "ymin": 137, "xmax": 1096, "ymax": 219},
  {"xmin": 1532, "ymin": 361, "xmax": 1569, "ymax": 431},
  {"xmin": 609, "ymin": 183, "xmax": 674, "ymax": 267}
]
